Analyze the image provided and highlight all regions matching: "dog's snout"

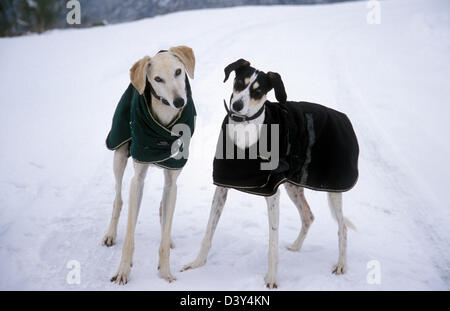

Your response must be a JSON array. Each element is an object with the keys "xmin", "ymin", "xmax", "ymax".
[
  {"xmin": 174, "ymin": 97, "xmax": 185, "ymax": 109},
  {"xmin": 232, "ymin": 100, "xmax": 243, "ymax": 112}
]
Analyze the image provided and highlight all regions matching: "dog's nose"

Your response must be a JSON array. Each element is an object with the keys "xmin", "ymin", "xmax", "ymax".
[
  {"xmin": 232, "ymin": 100, "xmax": 243, "ymax": 112},
  {"xmin": 173, "ymin": 97, "xmax": 185, "ymax": 109}
]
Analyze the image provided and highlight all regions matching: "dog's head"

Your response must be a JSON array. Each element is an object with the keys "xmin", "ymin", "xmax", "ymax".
[
  {"xmin": 130, "ymin": 46, "xmax": 195, "ymax": 110},
  {"xmin": 223, "ymin": 59, "xmax": 286, "ymax": 116}
]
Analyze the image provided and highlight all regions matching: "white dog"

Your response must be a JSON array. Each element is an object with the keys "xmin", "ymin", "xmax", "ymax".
[{"xmin": 103, "ymin": 46, "xmax": 196, "ymax": 284}]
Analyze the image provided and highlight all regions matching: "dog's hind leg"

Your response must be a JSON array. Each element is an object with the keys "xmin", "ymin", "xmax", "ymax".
[
  {"xmin": 265, "ymin": 190, "xmax": 280, "ymax": 289},
  {"xmin": 157, "ymin": 168, "xmax": 181, "ymax": 282},
  {"xmin": 284, "ymin": 183, "xmax": 314, "ymax": 252},
  {"xmin": 328, "ymin": 192, "xmax": 348, "ymax": 275},
  {"xmin": 111, "ymin": 161, "xmax": 148, "ymax": 284},
  {"xmin": 103, "ymin": 143, "xmax": 129, "ymax": 246},
  {"xmin": 181, "ymin": 186, "xmax": 228, "ymax": 272}
]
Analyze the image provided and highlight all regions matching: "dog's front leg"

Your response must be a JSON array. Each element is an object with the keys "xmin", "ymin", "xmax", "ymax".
[
  {"xmin": 265, "ymin": 190, "xmax": 280, "ymax": 289},
  {"xmin": 158, "ymin": 168, "xmax": 181, "ymax": 282},
  {"xmin": 159, "ymin": 202, "xmax": 175, "ymax": 249},
  {"xmin": 103, "ymin": 143, "xmax": 129, "ymax": 246},
  {"xmin": 111, "ymin": 162, "xmax": 148, "ymax": 284},
  {"xmin": 182, "ymin": 186, "xmax": 228, "ymax": 272}
]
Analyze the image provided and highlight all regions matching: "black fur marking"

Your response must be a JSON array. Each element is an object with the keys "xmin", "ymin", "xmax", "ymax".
[
  {"xmin": 223, "ymin": 59, "xmax": 288, "ymax": 110},
  {"xmin": 224, "ymin": 59, "xmax": 251, "ymax": 82},
  {"xmin": 248, "ymin": 73, "xmax": 272, "ymax": 100},
  {"xmin": 233, "ymin": 68, "xmax": 270, "ymax": 95},
  {"xmin": 226, "ymin": 63, "xmax": 279, "ymax": 102},
  {"xmin": 267, "ymin": 72, "xmax": 287, "ymax": 104},
  {"xmin": 233, "ymin": 66, "xmax": 256, "ymax": 92}
]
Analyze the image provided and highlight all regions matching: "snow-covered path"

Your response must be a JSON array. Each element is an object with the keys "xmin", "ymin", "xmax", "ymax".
[{"xmin": 0, "ymin": 0, "xmax": 449, "ymax": 290}]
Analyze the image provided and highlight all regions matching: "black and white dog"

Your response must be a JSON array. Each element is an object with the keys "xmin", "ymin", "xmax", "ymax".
[{"xmin": 183, "ymin": 59, "xmax": 359, "ymax": 288}]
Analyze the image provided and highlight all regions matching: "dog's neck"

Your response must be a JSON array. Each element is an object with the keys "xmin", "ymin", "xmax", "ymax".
[
  {"xmin": 150, "ymin": 94, "xmax": 180, "ymax": 126},
  {"xmin": 227, "ymin": 100, "xmax": 266, "ymax": 150}
]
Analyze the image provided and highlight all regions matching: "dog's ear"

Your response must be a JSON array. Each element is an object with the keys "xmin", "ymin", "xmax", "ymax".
[
  {"xmin": 130, "ymin": 56, "xmax": 151, "ymax": 95},
  {"xmin": 223, "ymin": 59, "xmax": 250, "ymax": 82},
  {"xmin": 169, "ymin": 46, "xmax": 195, "ymax": 79},
  {"xmin": 268, "ymin": 71, "xmax": 287, "ymax": 104}
]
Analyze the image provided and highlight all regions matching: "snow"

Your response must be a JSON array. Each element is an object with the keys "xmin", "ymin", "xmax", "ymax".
[{"xmin": 0, "ymin": 0, "xmax": 449, "ymax": 290}]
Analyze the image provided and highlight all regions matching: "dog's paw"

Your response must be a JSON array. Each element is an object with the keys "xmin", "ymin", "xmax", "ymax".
[
  {"xmin": 102, "ymin": 233, "xmax": 116, "ymax": 247},
  {"xmin": 158, "ymin": 267, "xmax": 176, "ymax": 283},
  {"xmin": 180, "ymin": 258, "xmax": 206, "ymax": 272},
  {"xmin": 170, "ymin": 240, "xmax": 175, "ymax": 249},
  {"xmin": 264, "ymin": 274, "xmax": 278, "ymax": 289},
  {"xmin": 332, "ymin": 262, "xmax": 346, "ymax": 275},
  {"xmin": 287, "ymin": 243, "xmax": 301, "ymax": 252},
  {"xmin": 265, "ymin": 282, "xmax": 278, "ymax": 289},
  {"xmin": 111, "ymin": 262, "xmax": 132, "ymax": 285}
]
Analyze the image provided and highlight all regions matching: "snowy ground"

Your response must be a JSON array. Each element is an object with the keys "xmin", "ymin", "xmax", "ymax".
[{"xmin": 0, "ymin": 0, "xmax": 449, "ymax": 290}]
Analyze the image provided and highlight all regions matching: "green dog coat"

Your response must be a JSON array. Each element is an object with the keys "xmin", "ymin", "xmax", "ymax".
[{"xmin": 106, "ymin": 76, "xmax": 196, "ymax": 169}]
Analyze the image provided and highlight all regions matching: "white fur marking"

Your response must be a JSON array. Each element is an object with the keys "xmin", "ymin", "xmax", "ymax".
[
  {"xmin": 231, "ymin": 72, "xmax": 258, "ymax": 115},
  {"xmin": 227, "ymin": 72, "xmax": 266, "ymax": 150}
]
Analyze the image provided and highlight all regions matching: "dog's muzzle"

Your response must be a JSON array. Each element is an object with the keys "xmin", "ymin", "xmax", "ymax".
[{"xmin": 223, "ymin": 99, "xmax": 265, "ymax": 122}]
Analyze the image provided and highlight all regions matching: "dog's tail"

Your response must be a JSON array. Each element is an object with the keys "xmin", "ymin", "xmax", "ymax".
[
  {"xmin": 327, "ymin": 192, "xmax": 357, "ymax": 231},
  {"xmin": 330, "ymin": 212, "xmax": 357, "ymax": 231},
  {"xmin": 344, "ymin": 217, "xmax": 357, "ymax": 231}
]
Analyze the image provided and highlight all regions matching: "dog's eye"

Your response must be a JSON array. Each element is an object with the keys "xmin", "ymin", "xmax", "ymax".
[
  {"xmin": 154, "ymin": 76, "xmax": 163, "ymax": 83},
  {"xmin": 175, "ymin": 69, "xmax": 182, "ymax": 76}
]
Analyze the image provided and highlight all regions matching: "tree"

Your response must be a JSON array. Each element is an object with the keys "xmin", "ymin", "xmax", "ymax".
[
  {"xmin": 0, "ymin": 0, "xmax": 62, "ymax": 36},
  {"xmin": 0, "ymin": 0, "xmax": 17, "ymax": 36},
  {"xmin": 17, "ymin": 0, "xmax": 60, "ymax": 33}
]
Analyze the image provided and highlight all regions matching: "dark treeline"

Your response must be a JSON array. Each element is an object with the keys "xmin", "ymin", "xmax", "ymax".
[{"xmin": 0, "ymin": 0, "xmax": 361, "ymax": 37}]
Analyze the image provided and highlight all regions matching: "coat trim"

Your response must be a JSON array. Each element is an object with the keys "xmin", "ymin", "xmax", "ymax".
[
  {"xmin": 143, "ymin": 94, "xmax": 183, "ymax": 136},
  {"xmin": 106, "ymin": 137, "xmax": 131, "ymax": 151},
  {"xmin": 214, "ymin": 173, "xmax": 359, "ymax": 197}
]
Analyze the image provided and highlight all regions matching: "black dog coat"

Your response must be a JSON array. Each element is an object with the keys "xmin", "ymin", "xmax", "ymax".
[{"xmin": 213, "ymin": 101, "xmax": 359, "ymax": 196}]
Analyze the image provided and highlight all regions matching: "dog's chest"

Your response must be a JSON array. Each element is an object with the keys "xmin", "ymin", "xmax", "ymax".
[
  {"xmin": 227, "ymin": 122, "xmax": 262, "ymax": 150},
  {"xmin": 151, "ymin": 100, "xmax": 180, "ymax": 126}
]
